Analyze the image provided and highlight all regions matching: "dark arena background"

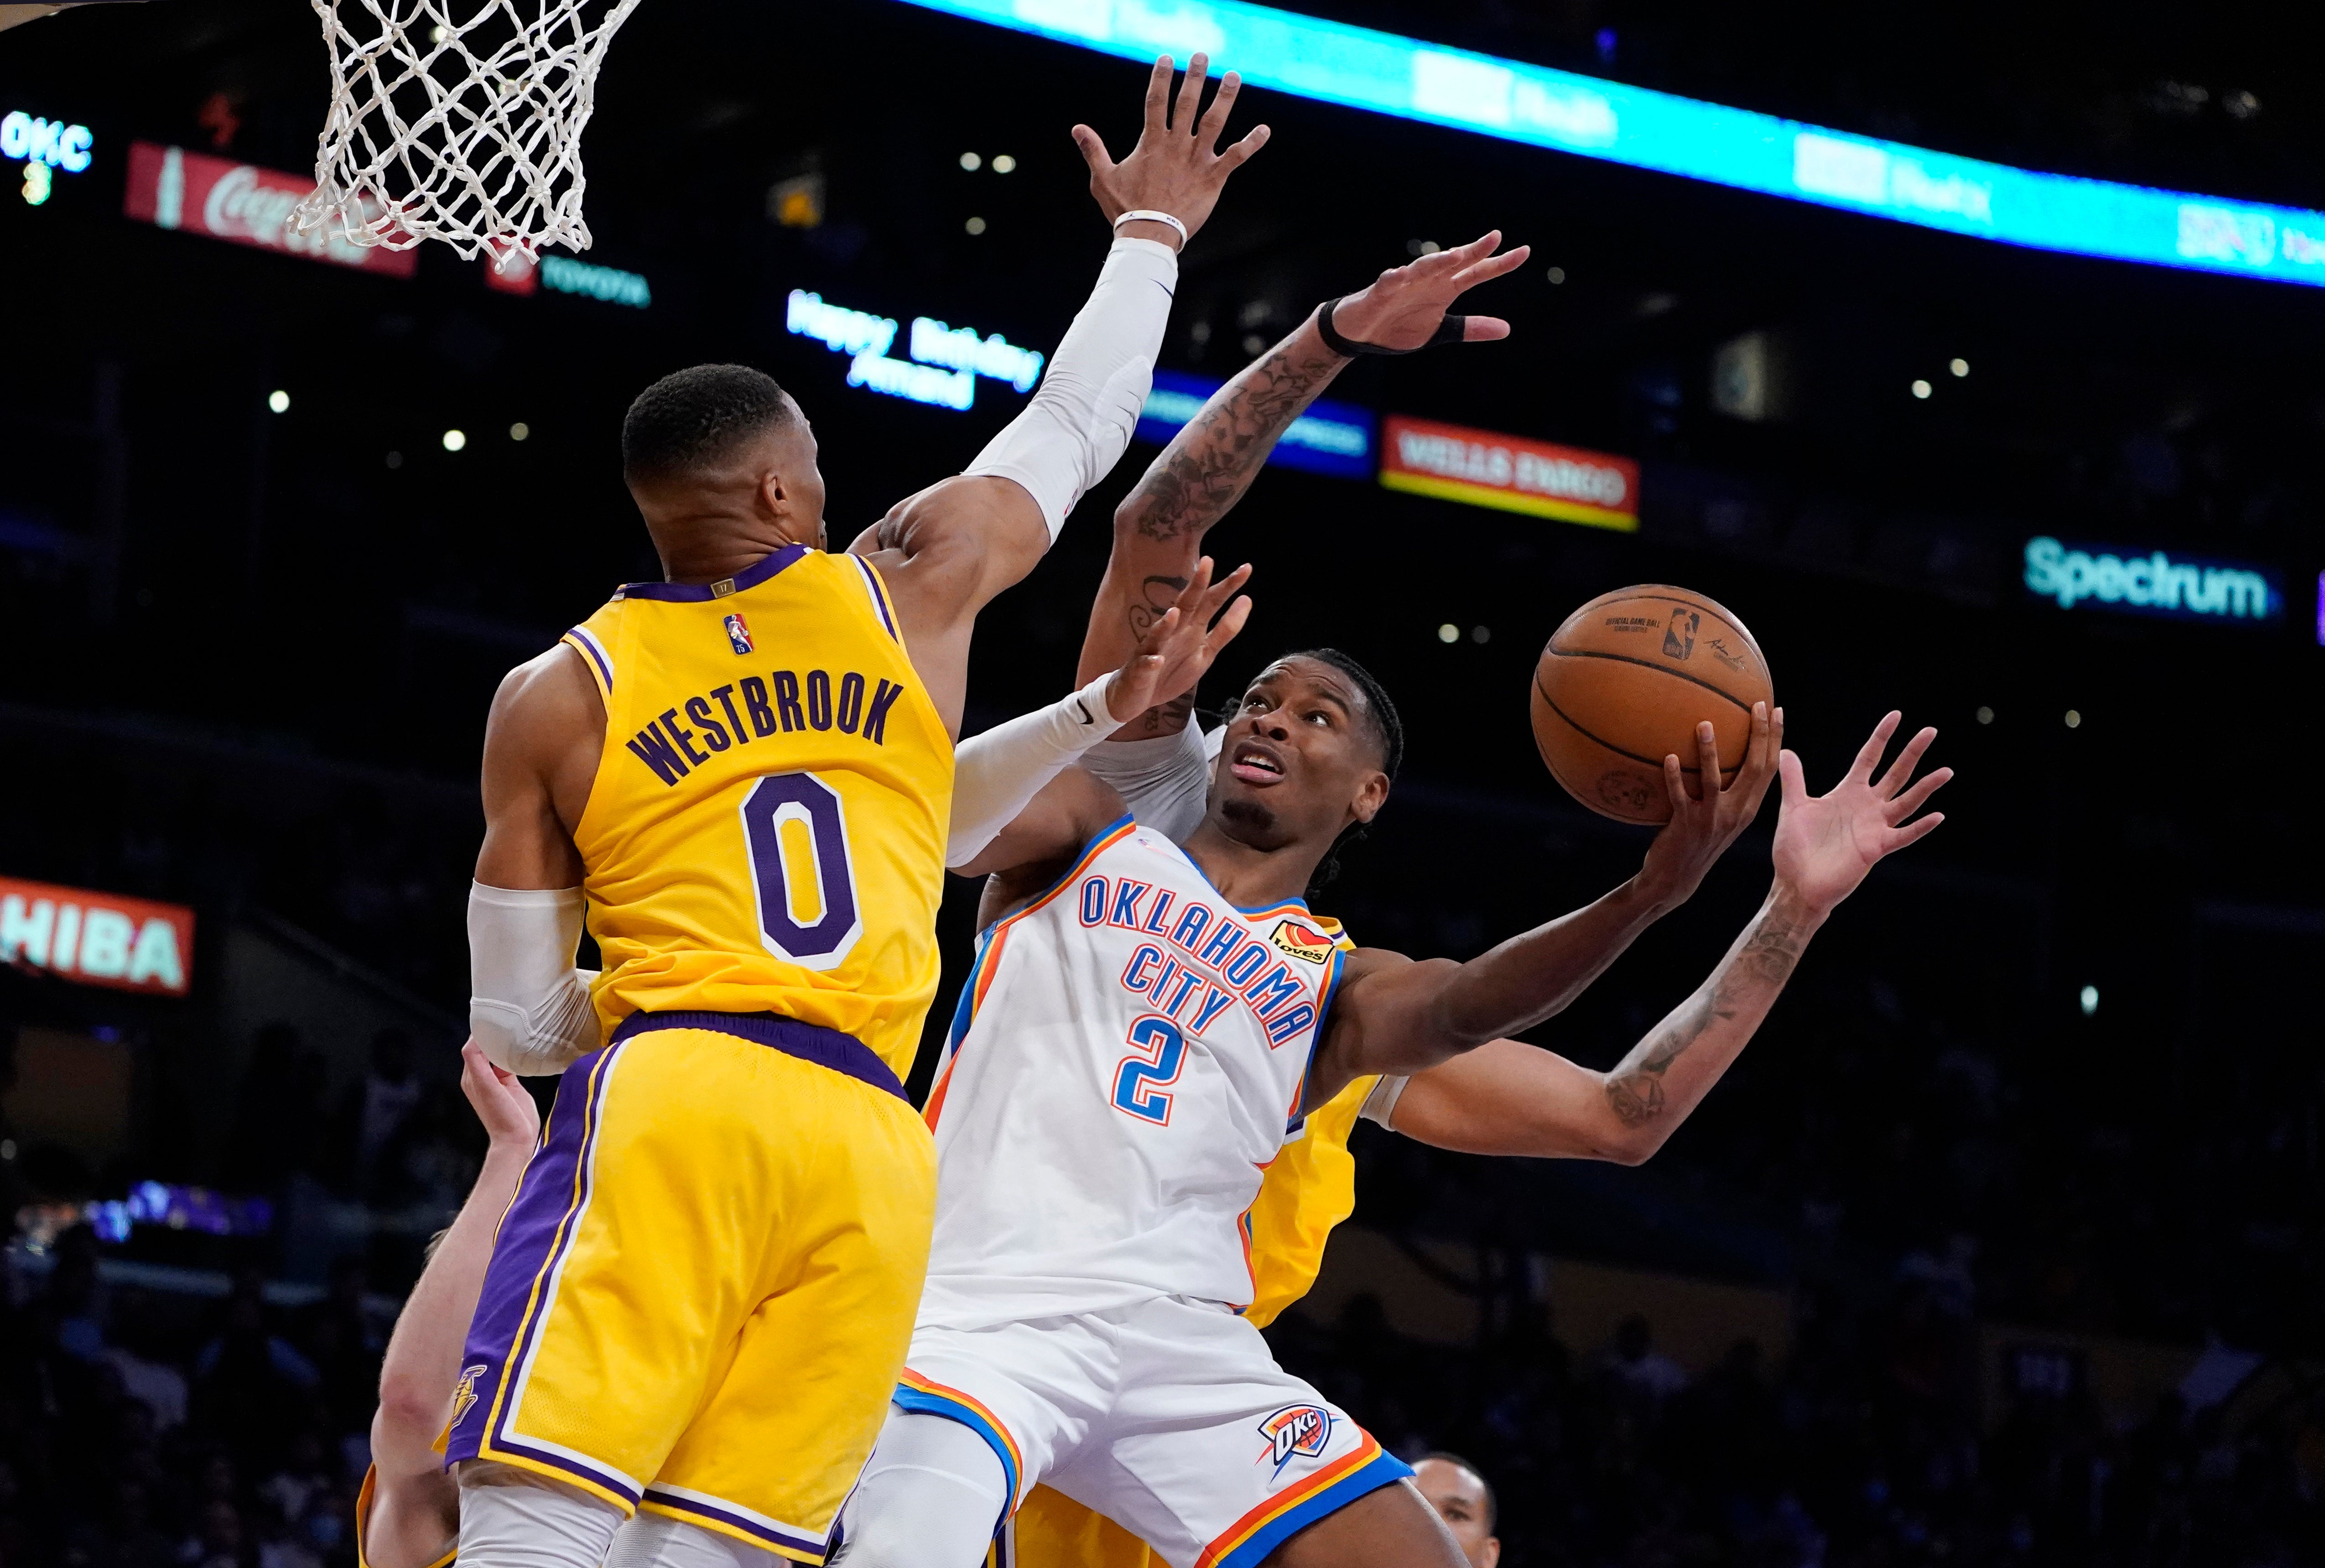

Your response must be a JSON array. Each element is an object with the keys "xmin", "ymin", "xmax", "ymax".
[{"xmin": 5, "ymin": 0, "xmax": 2325, "ymax": 1563}]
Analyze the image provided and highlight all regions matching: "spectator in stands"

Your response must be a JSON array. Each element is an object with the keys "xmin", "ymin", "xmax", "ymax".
[
  {"xmin": 192, "ymin": 1275, "xmax": 319, "ymax": 1459},
  {"xmin": 1411, "ymin": 1454, "xmax": 1499, "ymax": 1568},
  {"xmin": 1596, "ymin": 1314, "xmax": 1689, "ymax": 1402},
  {"xmin": 335, "ymin": 1030, "xmax": 422, "ymax": 1202}
]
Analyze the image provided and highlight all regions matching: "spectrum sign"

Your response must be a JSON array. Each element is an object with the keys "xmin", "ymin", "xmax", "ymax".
[
  {"xmin": 0, "ymin": 876, "xmax": 194, "ymax": 997},
  {"xmin": 123, "ymin": 141, "xmax": 416, "ymax": 277},
  {"xmin": 785, "ymin": 289, "xmax": 1044, "ymax": 412},
  {"xmin": 2022, "ymin": 536, "xmax": 2281, "ymax": 624},
  {"xmin": 1134, "ymin": 369, "xmax": 1373, "ymax": 480},
  {"xmin": 1379, "ymin": 414, "xmax": 1637, "ymax": 530}
]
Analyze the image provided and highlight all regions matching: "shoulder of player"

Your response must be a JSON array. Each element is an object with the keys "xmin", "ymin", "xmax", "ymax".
[{"xmin": 489, "ymin": 642, "xmax": 603, "ymax": 737}]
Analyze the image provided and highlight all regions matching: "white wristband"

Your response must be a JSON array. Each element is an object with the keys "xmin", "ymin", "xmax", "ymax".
[{"xmin": 1113, "ymin": 209, "xmax": 1188, "ymax": 248}]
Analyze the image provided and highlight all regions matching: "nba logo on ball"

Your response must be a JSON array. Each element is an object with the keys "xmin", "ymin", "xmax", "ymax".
[
  {"xmin": 1256, "ymin": 1404, "xmax": 1332, "ymax": 1472},
  {"xmin": 723, "ymin": 613, "xmax": 754, "ymax": 655}
]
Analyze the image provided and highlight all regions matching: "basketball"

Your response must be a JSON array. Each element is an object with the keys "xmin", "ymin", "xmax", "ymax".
[{"xmin": 1530, "ymin": 586, "xmax": 1774, "ymax": 825}]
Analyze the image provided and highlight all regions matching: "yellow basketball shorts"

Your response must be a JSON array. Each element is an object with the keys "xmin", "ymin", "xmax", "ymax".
[{"xmin": 445, "ymin": 1012, "xmax": 936, "ymax": 1563}]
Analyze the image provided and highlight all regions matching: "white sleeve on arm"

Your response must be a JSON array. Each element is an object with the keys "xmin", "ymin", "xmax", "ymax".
[
  {"xmin": 468, "ymin": 883, "xmax": 602, "ymax": 1076},
  {"xmin": 1081, "ymin": 720, "xmax": 1218, "ymax": 843},
  {"xmin": 962, "ymin": 236, "xmax": 1178, "ymax": 540},
  {"xmin": 947, "ymin": 671, "xmax": 1121, "ymax": 868}
]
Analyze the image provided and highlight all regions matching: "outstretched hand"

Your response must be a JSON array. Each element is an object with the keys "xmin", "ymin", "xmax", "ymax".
[
  {"xmin": 1323, "ymin": 231, "xmax": 1533, "ymax": 349},
  {"xmin": 1074, "ymin": 54, "xmax": 1269, "ymax": 248},
  {"xmin": 459, "ymin": 1039, "xmax": 541, "ymax": 1152},
  {"xmin": 1104, "ymin": 556, "xmax": 1252, "ymax": 722},
  {"xmin": 1773, "ymin": 712, "xmax": 1951, "ymax": 916},
  {"xmin": 1637, "ymin": 703, "xmax": 1782, "ymax": 910}
]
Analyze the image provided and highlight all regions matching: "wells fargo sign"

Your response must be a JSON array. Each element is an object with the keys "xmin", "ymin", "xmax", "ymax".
[
  {"xmin": 0, "ymin": 876, "xmax": 194, "ymax": 997},
  {"xmin": 1379, "ymin": 414, "xmax": 1638, "ymax": 531}
]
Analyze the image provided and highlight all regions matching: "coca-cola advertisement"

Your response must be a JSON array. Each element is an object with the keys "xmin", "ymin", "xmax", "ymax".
[{"xmin": 122, "ymin": 140, "xmax": 417, "ymax": 278}]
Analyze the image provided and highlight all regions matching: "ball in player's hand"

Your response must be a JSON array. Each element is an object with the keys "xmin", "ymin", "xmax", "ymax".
[{"xmin": 1530, "ymin": 585, "xmax": 1774, "ymax": 824}]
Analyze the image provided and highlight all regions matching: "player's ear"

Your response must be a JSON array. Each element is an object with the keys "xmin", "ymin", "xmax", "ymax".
[{"xmin": 1350, "ymin": 770, "xmax": 1389, "ymax": 826}]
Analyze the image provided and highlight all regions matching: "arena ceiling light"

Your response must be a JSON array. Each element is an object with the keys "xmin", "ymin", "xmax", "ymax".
[{"xmin": 896, "ymin": 0, "xmax": 2325, "ymax": 289}]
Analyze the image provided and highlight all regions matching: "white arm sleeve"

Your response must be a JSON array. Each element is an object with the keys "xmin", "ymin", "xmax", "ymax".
[
  {"xmin": 962, "ymin": 236, "xmax": 1178, "ymax": 540},
  {"xmin": 1081, "ymin": 720, "xmax": 1219, "ymax": 843},
  {"xmin": 468, "ymin": 883, "xmax": 602, "ymax": 1076},
  {"xmin": 1359, "ymin": 1074, "xmax": 1410, "ymax": 1130},
  {"xmin": 947, "ymin": 671, "xmax": 1122, "ymax": 868}
]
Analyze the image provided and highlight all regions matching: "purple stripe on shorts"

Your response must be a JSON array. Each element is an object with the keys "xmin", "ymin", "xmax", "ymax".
[
  {"xmin": 608, "ymin": 1010, "xmax": 907, "ymax": 1103},
  {"xmin": 642, "ymin": 1489, "xmax": 829, "ymax": 1559},
  {"xmin": 444, "ymin": 1044, "xmax": 625, "ymax": 1485}
]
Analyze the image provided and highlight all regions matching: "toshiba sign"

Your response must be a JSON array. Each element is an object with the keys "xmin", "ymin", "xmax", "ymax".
[
  {"xmin": 122, "ymin": 141, "xmax": 416, "ymax": 278},
  {"xmin": 0, "ymin": 876, "xmax": 193, "ymax": 997}
]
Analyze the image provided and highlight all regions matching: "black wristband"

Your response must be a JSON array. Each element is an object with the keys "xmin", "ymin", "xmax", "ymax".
[{"xmin": 1316, "ymin": 296, "xmax": 1468, "ymax": 357}]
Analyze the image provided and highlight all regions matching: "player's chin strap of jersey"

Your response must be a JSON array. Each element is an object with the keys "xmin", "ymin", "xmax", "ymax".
[
  {"xmin": 469, "ymin": 883, "xmax": 602, "ymax": 1076},
  {"xmin": 1314, "ymin": 297, "xmax": 1468, "ymax": 356}
]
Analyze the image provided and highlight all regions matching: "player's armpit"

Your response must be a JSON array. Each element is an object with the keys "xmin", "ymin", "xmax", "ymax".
[
  {"xmin": 1388, "ymin": 1038, "xmax": 1644, "ymax": 1163},
  {"xmin": 475, "ymin": 644, "xmax": 602, "ymax": 890},
  {"xmin": 1306, "ymin": 947, "xmax": 1472, "ymax": 1101}
]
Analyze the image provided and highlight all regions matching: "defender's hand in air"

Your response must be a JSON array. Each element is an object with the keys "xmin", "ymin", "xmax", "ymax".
[
  {"xmin": 459, "ymin": 1039, "xmax": 541, "ymax": 1152},
  {"xmin": 1074, "ymin": 54, "xmax": 1269, "ymax": 248},
  {"xmin": 1326, "ymin": 231, "xmax": 1533, "ymax": 348},
  {"xmin": 1103, "ymin": 557, "xmax": 1253, "ymax": 722},
  {"xmin": 1773, "ymin": 712, "xmax": 1951, "ymax": 915},
  {"xmin": 1637, "ymin": 703, "xmax": 1781, "ymax": 909}
]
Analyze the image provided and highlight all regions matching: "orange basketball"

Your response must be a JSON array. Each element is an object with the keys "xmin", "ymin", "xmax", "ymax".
[{"xmin": 1530, "ymin": 585, "xmax": 1774, "ymax": 825}]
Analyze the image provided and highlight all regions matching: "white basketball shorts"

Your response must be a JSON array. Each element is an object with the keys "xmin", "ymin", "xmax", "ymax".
[{"xmin": 890, "ymin": 1294, "xmax": 1412, "ymax": 1568}]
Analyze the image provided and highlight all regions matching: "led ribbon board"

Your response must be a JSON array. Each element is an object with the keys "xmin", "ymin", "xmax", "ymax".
[
  {"xmin": 893, "ymin": 0, "xmax": 2325, "ymax": 288},
  {"xmin": 2022, "ymin": 536, "xmax": 2281, "ymax": 625},
  {"xmin": 1136, "ymin": 369, "xmax": 1373, "ymax": 478},
  {"xmin": 786, "ymin": 289, "xmax": 1045, "ymax": 411}
]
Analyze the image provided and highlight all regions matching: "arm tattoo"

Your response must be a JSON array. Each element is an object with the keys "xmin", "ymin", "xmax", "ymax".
[
  {"xmin": 1603, "ymin": 915, "xmax": 1806, "ymax": 1127},
  {"xmin": 1119, "ymin": 335, "xmax": 1342, "ymax": 546}
]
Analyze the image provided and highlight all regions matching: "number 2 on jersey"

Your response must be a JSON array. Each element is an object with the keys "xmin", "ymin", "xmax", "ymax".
[
  {"xmin": 739, "ymin": 773, "xmax": 864, "ymax": 970},
  {"xmin": 1112, "ymin": 1014, "xmax": 1187, "ymax": 1125}
]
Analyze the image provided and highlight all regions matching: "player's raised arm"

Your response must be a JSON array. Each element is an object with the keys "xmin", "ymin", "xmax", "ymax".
[
  {"xmin": 1077, "ymin": 233, "xmax": 1530, "ymax": 728},
  {"xmin": 1317, "ymin": 711, "xmax": 1948, "ymax": 1105},
  {"xmin": 850, "ymin": 54, "xmax": 1265, "ymax": 733},
  {"xmin": 363, "ymin": 1044, "xmax": 540, "ymax": 1568}
]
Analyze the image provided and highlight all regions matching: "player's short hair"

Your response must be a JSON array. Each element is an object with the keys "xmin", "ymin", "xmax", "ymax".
[
  {"xmin": 1420, "ymin": 1451, "xmax": 1497, "ymax": 1532},
  {"xmin": 622, "ymin": 363, "xmax": 795, "ymax": 486},
  {"xmin": 1290, "ymin": 647, "xmax": 1404, "ymax": 779}
]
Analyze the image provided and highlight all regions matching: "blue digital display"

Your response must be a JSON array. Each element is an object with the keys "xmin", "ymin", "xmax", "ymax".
[
  {"xmin": 892, "ymin": 0, "xmax": 2325, "ymax": 289},
  {"xmin": 1136, "ymin": 368, "xmax": 1373, "ymax": 478},
  {"xmin": 786, "ymin": 288, "xmax": 1045, "ymax": 412},
  {"xmin": 541, "ymin": 255, "xmax": 650, "ymax": 308},
  {"xmin": 2023, "ymin": 536, "xmax": 2281, "ymax": 624}
]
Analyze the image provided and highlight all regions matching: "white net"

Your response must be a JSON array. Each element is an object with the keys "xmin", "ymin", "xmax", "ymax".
[{"xmin": 292, "ymin": 0, "xmax": 643, "ymax": 263}]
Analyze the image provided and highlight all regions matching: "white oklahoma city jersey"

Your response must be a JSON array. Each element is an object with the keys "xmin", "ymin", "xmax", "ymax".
[{"xmin": 918, "ymin": 815, "xmax": 1354, "ymax": 1329}]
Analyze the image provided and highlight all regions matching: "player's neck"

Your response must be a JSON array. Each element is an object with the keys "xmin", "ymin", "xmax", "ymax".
[
  {"xmin": 1179, "ymin": 823, "xmax": 1323, "ymax": 910},
  {"xmin": 646, "ymin": 513, "xmax": 818, "ymax": 585}
]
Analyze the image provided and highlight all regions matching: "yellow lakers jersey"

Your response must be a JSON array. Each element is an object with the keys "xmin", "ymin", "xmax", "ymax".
[
  {"xmin": 1002, "ymin": 1072, "xmax": 1378, "ymax": 1568},
  {"xmin": 562, "ymin": 544, "xmax": 953, "ymax": 1079}
]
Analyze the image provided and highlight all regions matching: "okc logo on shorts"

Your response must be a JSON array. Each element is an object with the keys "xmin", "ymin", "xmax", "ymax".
[
  {"xmin": 1255, "ymin": 1404, "xmax": 1333, "ymax": 1474},
  {"xmin": 723, "ymin": 613, "xmax": 754, "ymax": 655}
]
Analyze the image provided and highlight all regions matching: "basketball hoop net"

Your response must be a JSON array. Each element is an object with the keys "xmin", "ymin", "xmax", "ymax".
[{"xmin": 291, "ymin": 0, "xmax": 642, "ymax": 264}]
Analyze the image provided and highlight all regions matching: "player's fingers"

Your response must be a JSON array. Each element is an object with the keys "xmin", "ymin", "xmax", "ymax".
[
  {"xmin": 1071, "ymin": 125, "xmax": 1114, "ymax": 178},
  {"xmin": 1459, "ymin": 316, "xmax": 1512, "ymax": 342},
  {"xmin": 1451, "ymin": 244, "xmax": 1530, "ymax": 290},
  {"xmin": 1143, "ymin": 56, "xmax": 1174, "ymax": 133},
  {"xmin": 1198, "ymin": 562, "xmax": 1254, "ymax": 620},
  {"xmin": 1196, "ymin": 69, "xmax": 1242, "ymax": 151},
  {"xmin": 1885, "ymin": 811, "xmax": 1946, "ymax": 851},
  {"xmin": 1172, "ymin": 53, "xmax": 1208, "ymax": 132},
  {"xmin": 1661, "ymin": 751, "xmax": 1690, "ymax": 817},
  {"xmin": 1695, "ymin": 722, "xmax": 1725, "ymax": 797},
  {"xmin": 1202, "ymin": 593, "xmax": 1254, "ymax": 657},
  {"xmin": 1847, "ymin": 711, "xmax": 1901, "ymax": 785},
  {"xmin": 1217, "ymin": 123, "xmax": 1270, "ymax": 170},
  {"xmin": 1887, "ymin": 766, "xmax": 1954, "ymax": 822},
  {"xmin": 1778, "ymin": 748, "xmax": 1806, "ymax": 809},
  {"xmin": 1875, "ymin": 725, "xmax": 1939, "ymax": 796},
  {"xmin": 1136, "ymin": 604, "xmax": 1181, "ymax": 655},
  {"xmin": 1175, "ymin": 556, "xmax": 1216, "ymax": 611}
]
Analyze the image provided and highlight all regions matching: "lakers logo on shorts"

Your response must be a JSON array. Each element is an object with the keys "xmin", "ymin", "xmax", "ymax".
[
  {"xmin": 1254, "ymin": 1404, "xmax": 1332, "ymax": 1474},
  {"xmin": 450, "ymin": 1362, "xmax": 490, "ymax": 1431},
  {"xmin": 1267, "ymin": 920, "xmax": 1332, "ymax": 965}
]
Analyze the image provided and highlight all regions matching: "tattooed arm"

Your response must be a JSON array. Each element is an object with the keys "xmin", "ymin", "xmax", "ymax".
[
  {"xmin": 1379, "ymin": 711, "xmax": 1954, "ymax": 1164},
  {"xmin": 1075, "ymin": 232, "xmax": 1529, "ymax": 733}
]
